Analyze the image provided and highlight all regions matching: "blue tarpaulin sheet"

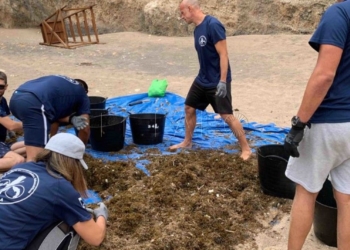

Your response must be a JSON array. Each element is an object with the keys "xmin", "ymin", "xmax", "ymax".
[
  {"xmin": 67, "ymin": 92, "xmax": 289, "ymax": 204},
  {"xmin": 66, "ymin": 92, "xmax": 289, "ymax": 160}
]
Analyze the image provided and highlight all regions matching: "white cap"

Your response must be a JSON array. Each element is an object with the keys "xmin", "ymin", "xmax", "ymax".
[{"xmin": 45, "ymin": 133, "xmax": 88, "ymax": 170}]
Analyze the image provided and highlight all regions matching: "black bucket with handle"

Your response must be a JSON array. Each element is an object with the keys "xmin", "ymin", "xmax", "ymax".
[
  {"xmin": 257, "ymin": 144, "xmax": 295, "ymax": 199},
  {"xmin": 313, "ymin": 179, "xmax": 337, "ymax": 247},
  {"xmin": 129, "ymin": 113, "xmax": 166, "ymax": 145},
  {"xmin": 89, "ymin": 96, "xmax": 107, "ymax": 109},
  {"xmin": 90, "ymin": 108, "xmax": 108, "ymax": 118},
  {"xmin": 89, "ymin": 115, "xmax": 126, "ymax": 152},
  {"xmin": 74, "ymin": 109, "xmax": 109, "ymax": 139}
]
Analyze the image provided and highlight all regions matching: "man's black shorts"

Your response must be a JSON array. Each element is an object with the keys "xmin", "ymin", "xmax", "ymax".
[{"xmin": 185, "ymin": 81, "xmax": 233, "ymax": 114}]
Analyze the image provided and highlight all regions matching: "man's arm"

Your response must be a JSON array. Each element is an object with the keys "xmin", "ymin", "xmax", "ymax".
[
  {"xmin": 0, "ymin": 116, "xmax": 22, "ymax": 131},
  {"xmin": 215, "ymin": 39, "xmax": 229, "ymax": 82},
  {"xmin": 77, "ymin": 114, "xmax": 90, "ymax": 145},
  {"xmin": 297, "ymin": 44, "xmax": 343, "ymax": 122}
]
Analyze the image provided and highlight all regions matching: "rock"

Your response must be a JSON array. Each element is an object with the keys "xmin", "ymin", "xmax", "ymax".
[{"xmin": 0, "ymin": 0, "xmax": 335, "ymax": 36}]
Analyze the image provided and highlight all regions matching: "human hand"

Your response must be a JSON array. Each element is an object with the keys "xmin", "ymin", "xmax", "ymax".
[
  {"xmin": 216, "ymin": 81, "xmax": 227, "ymax": 98},
  {"xmin": 70, "ymin": 116, "xmax": 88, "ymax": 130},
  {"xmin": 284, "ymin": 126, "xmax": 305, "ymax": 158},
  {"xmin": 92, "ymin": 202, "xmax": 108, "ymax": 221},
  {"xmin": 7, "ymin": 130, "xmax": 16, "ymax": 138}
]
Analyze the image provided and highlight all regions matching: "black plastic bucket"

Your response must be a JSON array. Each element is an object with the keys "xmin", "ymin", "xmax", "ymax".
[
  {"xmin": 129, "ymin": 113, "xmax": 166, "ymax": 145},
  {"xmin": 257, "ymin": 144, "xmax": 295, "ymax": 199},
  {"xmin": 89, "ymin": 115, "xmax": 126, "ymax": 152},
  {"xmin": 314, "ymin": 179, "xmax": 337, "ymax": 247},
  {"xmin": 89, "ymin": 96, "xmax": 107, "ymax": 109},
  {"xmin": 90, "ymin": 109, "xmax": 108, "ymax": 118},
  {"xmin": 74, "ymin": 109, "xmax": 108, "ymax": 142}
]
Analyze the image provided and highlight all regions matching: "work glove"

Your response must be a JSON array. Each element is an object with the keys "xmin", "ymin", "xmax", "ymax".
[
  {"xmin": 216, "ymin": 81, "xmax": 227, "ymax": 98},
  {"xmin": 87, "ymin": 202, "xmax": 109, "ymax": 221},
  {"xmin": 284, "ymin": 116, "xmax": 311, "ymax": 158},
  {"xmin": 70, "ymin": 115, "xmax": 88, "ymax": 130},
  {"xmin": 7, "ymin": 131, "xmax": 16, "ymax": 139}
]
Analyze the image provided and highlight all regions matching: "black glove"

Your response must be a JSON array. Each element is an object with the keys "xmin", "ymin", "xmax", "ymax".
[
  {"xmin": 216, "ymin": 81, "xmax": 227, "ymax": 98},
  {"xmin": 284, "ymin": 116, "xmax": 310, "ymax": 158},
  {"xmin": 69, "ymin": 115, "xmax": 88, "ymax": 130}
]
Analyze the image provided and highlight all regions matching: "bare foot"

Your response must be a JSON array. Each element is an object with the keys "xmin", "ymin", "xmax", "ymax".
[
  {"xmin": 169, "ymin": 142, "xmax": 192, "ymax": 150},
  {"xmin": 240, "ymin": 149, "xmax": 252, "ymax": 161}
]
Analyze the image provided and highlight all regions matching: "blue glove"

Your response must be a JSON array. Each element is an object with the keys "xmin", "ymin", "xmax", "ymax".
[
  {"xmin": 70, "ymin": 115, "xmax": 88, "ymax": 130},
  {"xmin": 216, "ymin": 81, "xmax": 227, "ymax": 98}
]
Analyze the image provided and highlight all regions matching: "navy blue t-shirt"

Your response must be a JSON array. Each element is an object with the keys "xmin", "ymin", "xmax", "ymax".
[
  {"xmin": 0, "ymin": 162, "xmax": 92, "ymax": 249},
  {"xmin": 16, "ymin": 75, "xmax": 90, "ymax": 121},
  {"xmin": 309, "ymin": 2, "xmax": 350, "ymax": 123},
  {"xmin": 0, "ymin": 97, "xmax": 10, "ymax": 142},
  {"xmin": 194, "ymin": 15, "xmax": 232, "ymax": 88}
]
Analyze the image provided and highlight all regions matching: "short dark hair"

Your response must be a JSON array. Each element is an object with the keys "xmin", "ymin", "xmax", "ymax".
[
  {"xmin": 0, "ymin": 71, "xmax": 7, "ymax": 85},
  {"xmin": 74, "ymin": 79, "xmax": 88, "ymax": 93}
]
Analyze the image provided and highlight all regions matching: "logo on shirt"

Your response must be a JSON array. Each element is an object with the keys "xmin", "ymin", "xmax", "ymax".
[
  {"xmin": 0, "ymin": 168, "xmax": 39, "ymax": 204},
  {"xmin": 199, "ymin": 36, "xmax": 207, "ymax": 47},
  {"xmin": 54, "ymin": 75, "xmax": 79, "ymax": 85}
]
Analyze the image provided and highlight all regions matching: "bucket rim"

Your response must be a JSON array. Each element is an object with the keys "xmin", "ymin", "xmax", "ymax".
[
  {"xmin": 88, "ymin": 96, "xmax": 107, "ymax": 102},
  {"xmin": 257, "ymin": 144, "xmax": 284, "ymax": 149},
  {"xmin": 90, "ymin": 114, "xmax": 127, "ymax": 128},
  {"xmin": 315, "ymin": 200, "xmax": 337, "ymax": 210},
  {"xmin": 129, "ymin": 112, "xmax": 167, "ymax": 117}
]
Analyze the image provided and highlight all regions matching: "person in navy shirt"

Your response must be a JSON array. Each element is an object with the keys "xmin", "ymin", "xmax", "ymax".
[
  {"xmin": 0, "ymin": 133, "xmax": 108, "ymax": 248},
  {"xmin": 169, "ymin": 0, "xmax": 251, "ymax": 160},
  {"xmin": 0, "ymin": 71, "xmax": 25, "ymax": 170},
  {"xmin": 284, "ymin": 1, "xmax": 350, "ymax": 248},
  {"xmin": 10, "ymin": 75, "xmax": 90, "ymax": 162}
]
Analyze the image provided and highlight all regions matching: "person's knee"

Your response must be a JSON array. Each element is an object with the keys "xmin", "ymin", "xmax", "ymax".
[
  {"xmin": 6, "ymin": 151, "xmax": 25, "ymax": 164},
  {"xmin": 220, "ymin": 114, "xmax": 235, "ymax": 124},
  {"xmin": 184, "ymin": 105, "xmax": 195, "ymax": 115},
  {"xmin": 334, "ymin": 189, "xmax": 350, "ymax": 206},
  {"xmin": 10, "ymin": 141, "xmax": 25, "ymax": 151},
  {"xmin": 0, "ymin": 151, "xmax": 25, "ymax": 169}
]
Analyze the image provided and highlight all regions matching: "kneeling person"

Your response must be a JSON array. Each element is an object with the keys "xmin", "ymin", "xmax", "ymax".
[{"xmin": 0, "ymin": 133, "xmax": 107, "ymax": 248}]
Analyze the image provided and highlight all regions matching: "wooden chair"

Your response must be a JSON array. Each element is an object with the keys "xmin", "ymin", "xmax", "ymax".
[{"xmin": 39, "ymin": 5, "xmax": 100, "ymax": 49}]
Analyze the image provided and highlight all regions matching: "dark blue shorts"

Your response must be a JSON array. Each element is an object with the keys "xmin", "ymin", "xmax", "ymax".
[
  {"xmin": 185, "ymin": 81, "xmax": 233, "ymax": 114},
  {"xmin": 10, "ymin": 91, "xmax": 50, "ymax": 147},
  {"xmin": 0, "ymin": 142, "xmax": 10, "ymax": 158}
]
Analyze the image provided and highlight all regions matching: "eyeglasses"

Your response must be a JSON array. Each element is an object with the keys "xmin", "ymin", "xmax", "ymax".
[{"xmin": 0, "ymin": 85, "xmax": 6, "ymax": 90}]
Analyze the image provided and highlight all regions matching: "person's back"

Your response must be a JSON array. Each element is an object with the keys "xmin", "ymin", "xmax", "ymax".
[
  {"xmin": 194, "ymin": 15, "xmax": 232, "ymax": 88},
  {"xmin": 10, "ymin": 75, "xmax": 90, "ymax": 161},
  {"xmin": 0, "ymin": 133, "xmax": 107, "ymax": 248},
  {"xmin": 16, "ymin": 75, "xmax": 90, "ymax": 121},
  {"xmin": 309, "ymin": 1, "xmax": 350, "ymax": 123},
  {"xmin": 0, "ymin": 161, "xmax": 91, "ymax": 249}
]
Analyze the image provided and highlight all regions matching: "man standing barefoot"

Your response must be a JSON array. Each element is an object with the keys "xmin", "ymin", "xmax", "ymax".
[{"xmin": 169, "ymin": 0, "xmax": 251, "ymax": 160}]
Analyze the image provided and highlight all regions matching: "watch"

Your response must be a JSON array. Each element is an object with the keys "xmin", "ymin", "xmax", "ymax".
[{"xmin": 291, "ymin": 116, "xmax": 307, "ymax": 128}]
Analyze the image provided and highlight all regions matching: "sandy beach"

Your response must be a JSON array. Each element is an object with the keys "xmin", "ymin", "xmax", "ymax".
[{"xmin": 0, "ymin": 28, "xmax": 335, "ymax": 249}]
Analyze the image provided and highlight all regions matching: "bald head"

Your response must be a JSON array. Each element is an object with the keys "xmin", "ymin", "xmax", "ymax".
[{"xmin": 181, "ymin": 0, "xmax": 200, "ymax": 8}]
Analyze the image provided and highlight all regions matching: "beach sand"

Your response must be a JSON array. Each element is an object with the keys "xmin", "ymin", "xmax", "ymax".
[{"xmin": 0, "ymin": 28, "xmax": 335, "ymax": 249}]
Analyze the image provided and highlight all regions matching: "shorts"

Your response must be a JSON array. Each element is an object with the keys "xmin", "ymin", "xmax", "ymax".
[
  {"xmin": 285, "ymin": 122, "xmax": 350, "ymax": 194},
  {"xmin": 10, "ymin": 91, "xmax": 50, "ymax": 147},
  {"xmin": 185, "ymin": 81, "xmax": 233, "ymax": 114},
  {"xmin": 0, "ymin": 142, "xmax": 11, "ymax": 158}
]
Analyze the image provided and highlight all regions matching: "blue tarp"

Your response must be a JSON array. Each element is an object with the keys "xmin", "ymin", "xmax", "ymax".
[
  {"xmin": 68, "ymin": 92, "xmax": 289, "ymax": 204},
  {"xmin": 66, "ymin": 92, "xmax": 289, "ymax": 160}
]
